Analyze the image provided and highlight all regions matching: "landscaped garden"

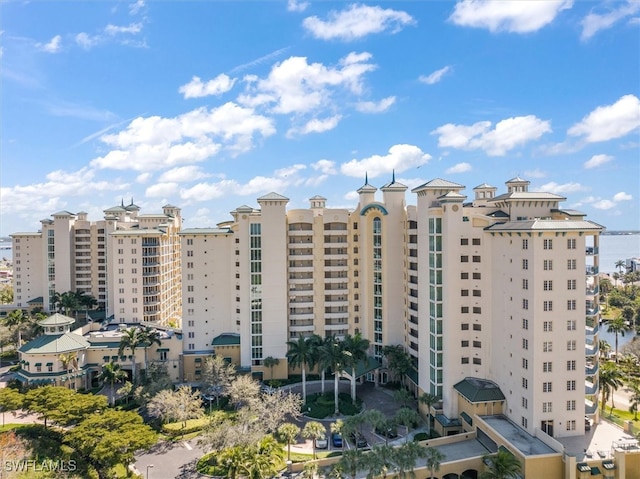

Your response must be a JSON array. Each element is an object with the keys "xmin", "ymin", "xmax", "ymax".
[{"xmin": 304, "ymin": 391, "xmax": 363, "ymax": 418}]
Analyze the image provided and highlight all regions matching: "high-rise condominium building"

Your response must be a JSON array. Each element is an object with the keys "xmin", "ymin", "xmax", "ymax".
[
  {"xmin": 181, "ymin": 175, "xmax": 602, "ymax": 439},
  {"xmin": 11, "ymin": 202, "xmax": 182, "ymax": 326}
]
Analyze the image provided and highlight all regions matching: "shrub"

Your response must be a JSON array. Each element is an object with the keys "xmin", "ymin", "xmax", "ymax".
[
  {"xmin": 162, "ymin": 417, "xmax": 211, "ymax": 436},
  {"xmin": 413, "ymin": 432, "xmax": 428, "ymax": 442}
]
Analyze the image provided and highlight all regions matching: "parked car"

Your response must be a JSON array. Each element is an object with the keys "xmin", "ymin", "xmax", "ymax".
[
  {"xmin": 331, "ymin": 432, "xmax": 343, "ymax": 448},
  {"xmin": 314, "ymin": 435, "xmax": 328, "ymax": 449},
  {"xmin": 350, "ymin": 432, "xmax": 368, "ymax": 448},
  {"xmin": 375, "ymin": 424, "xmax": 398, "ymax": 439}
]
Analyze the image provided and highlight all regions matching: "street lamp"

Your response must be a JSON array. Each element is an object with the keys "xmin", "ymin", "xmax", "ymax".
[{"xmin": 146, "ymin": 464, "xmax": 154, "ymax": 479}]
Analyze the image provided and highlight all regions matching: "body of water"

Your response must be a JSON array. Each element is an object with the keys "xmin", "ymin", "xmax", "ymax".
[{"xmin": 598, "ymin": 234, "xmax": 640, "ymax": 274}]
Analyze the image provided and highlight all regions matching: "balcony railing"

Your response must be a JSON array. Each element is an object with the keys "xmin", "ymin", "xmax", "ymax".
[
  {"xmin": 585, "ymin": 343, "xmax": 599, "ymax": 356},
  {"xmin": 586, "ymin": 362, "xmax": 599, "ymax": 376},
  {"xmin": 586, "ymin": 323, "xmax": 599, "ymax": 336},
  {"xmin": 585, "ymin": 380, "xmax": 598, "ymax": 395},
  {"xmin": 585, "ymin": 400, "xmax": 598, "ymax": 415},
  {"xmin": 586, "ymin": 266, "xmax": 599, "ymax": 275},
  {"xmin": 586, "ymin": 306, "xmax": 600, "ymax": 316}
]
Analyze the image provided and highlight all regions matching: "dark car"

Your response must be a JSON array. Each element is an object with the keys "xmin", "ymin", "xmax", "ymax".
[
  {"xmin": 350, "ymin": 432, "xmax": 368, "ymax": 448},
  {"xmin": 331, "ymin": 432, "xmax": 343, "ymax": 448},
  {"xmin": 375, "ymin": 424, "xmax": 398, "ymax": 439}
]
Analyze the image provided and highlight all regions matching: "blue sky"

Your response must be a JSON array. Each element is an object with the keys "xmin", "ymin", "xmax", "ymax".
[{"xmin": 1, "ymin": 0, "xmax": 639, "ymax": 236}]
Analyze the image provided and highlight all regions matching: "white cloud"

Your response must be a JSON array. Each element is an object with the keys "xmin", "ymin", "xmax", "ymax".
[
  {"xmin": 311, "ymin": 159, "xmax": 337, "ymax": 175},
  {"xmin": 287, "ymin": 115, "xmax": 342, "ymax": 137},
  {"xmin": 539, "ymin": 181, "xmax": 587, "ymax": 194},
  {"xmin": 592, "ymin": 199, "xmax": 616, "ymax": 210},
  {"xmin": 568, "ymin": 94, "xmax": 640, "ymax": 143},
  {"xmin": 419, "ymin": 66, "xmax": 452, "ymax": 85},
  {"xmin": 303, "ymin": 4, "xmax": 415, "ymax": 41},
  {"xmin": 584, "ymin": 154, "xmax": 614, "ymax": 169},
  {"xmin": 613, "ymin": 191, "xmax": 632, "ymax": 201},
  {"xmin": 581, "ymin": 1, "xmax": 640, "ymax": 40},
  {"xmin": 37, "ymin": 35, "xmax": 62, "ymax": 53},
  {"xmin": 158, "ymin": 166, "xmax": 211, "ymax": 183},
  {"xmin": 136, "ymin": 172, "xmax": 152, "ymax": 183},
  {"xmin": 75, "ymin": 32, "xmax": 101, "ymax": 50},
  {"xmin": 129, "ymin": 0, "xmax": 145, "ymax": 15},
  {"xmin": 287, "ymin": 0, "xmax": 309, "ymax": 12},
  {"xmin": 432, "ymin": 115, "xmax": 551, "ymax": 156},
  {"xmin": 91, "ymin": 102, "xmax": 275, "ymax": 172},
  {"xmin": 238, "ymin": 52, "xmax": 376, "ymax": 116},
  {"xmin": 446, "ymin": 162, "xmax": 472, "ymax": 174},
  {"xmin": 449, "ymin": 0, "xmax": 573, "ymax": 33},
  {"xmin": 105, "ymin": 23, "xmax": 143, "ymax": 35},
  {"xmin": 340, "ymin": 144, "xmax": 431, "ymax": 178},
  {"xmin": 146, "ymin": 182, "xmax": 179, "ymax": 198},
  {"xmin": 355, "ymin": 96, "xmax": 396, "ymax": 113},
  {"xmin": 179, "ymin": 74, "xmax": 236, "ymax": 99},
  {"xmin": 523, "ymin": 168, "xmax": 546, "ymax": 178}
]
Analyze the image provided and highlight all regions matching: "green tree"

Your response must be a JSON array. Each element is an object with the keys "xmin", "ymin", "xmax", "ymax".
[
  {"xmin": 65, "ymin": 408, "xmax": 157, "ymax": 479},
  {"xmin": 615, "ymin": 259, "xmax": 626, "ymax": 274},
  {"xmin": 599, "ymin": 361, "xmax": 625, "ymax": 413},
  {"xmin": 263, "ymin": 356, "xmax": 280, "ymax": 383},
  {"xmin": 218, "ymin": 445, "xmax": 245, "ymax": 479},
  {"xmin": 394, "ymin": 441, "xmax": 427, "ymax": 478},
  {"xmin": 97, "ymin": 362, "xmax": 128, "ymax": 406},
  {"xmin": 201, "ymin": 355, "xmax": 236, "ymax": 408},
  {"xmin": 341, "ymin": 332, "xmax": 370, "ymax": 403},
  {"xmin": 118, "ymin": 327, "xmax": 146, "ymax": 383},
  {"xmin": 394, "ymin": 388, "xmax": 414, "ymax": 409},
  {"xmin": 58, "ymin": 351, "xmax": 78, "ymax": 389},
  {"xmin": 302, "ymin": 420, "xmax": 326, "ymax": 460},
  {"xmin": 242, "ymin": 435, "xmax": 284, "ymax": 479},
  {"xmin": 395, "ymin": 407, "xmax": 421, "ymax": 443},
  {"xmin": 419, "ymin": 392, "xmax": 439, "ymax": 435},
  {"xmin": 320, "ymin": 335, "xmax": 347, "ymax": 415},
  {"xmin": 424, "ymin": 447, "xmax": 445, "ymax": 479},
  {"xmin": 599, "ymin": 339, "xmax": 611, "ymax": 360},
  {"xmin": 311, "ymin": 334, "xmax": 331, "ymax": 394},
  {"xmin": 607, "ymin": 315, "xmax": 632, "ymax": 362},
  {"xmin": 0, "ymin": 284, "xmax": 13, "ymax": 304},
  {"xmin": 382, "ymin": 344, "xmax": 412, "ymax": 386},
  {"xmin": 2, "ymin": 309, "xmax": 31, "ymax": 348},
  {"xmin": 0, "ymin": 387, "xmax": 23, "ymax": 427},
  {"xmin": 147, "ymin": 386, "xmax": 204, "ymax": 434},
  {"xmin": 117, "ymin": 380, "xmax": 134, "ymax": 406},
  {"xmin": 339, "ymin": 448, "xmax": 365, "ymax": 479},
  {"xmin": 278, "ymin": 423, "xmax": 300, "ymax": 462},
  {"xmin": 367, "ymin": 444, "xmax": 395, "ymax": 479},
  {"xmin": 480, "ymin": 450, "xmax": 522, "ymax": 479},
  {"xmin": 24, "ymin": 386, "xmax": 106, "ymax": 427},
  {"xmin": 331, "ymin": 419, "xmax": 345, "ymax": 452},
  {"xmin": 228, "ymin": 374, "xmax": 261, "ymax": 410},
  {"xmin": 627, "ymin": 378, "xmax": 640, "ymax": 420},
  {"xmin": 286, "ymin": 335, "xmax": 316, "ymax": 403},
  {"xmin": 140, "ymin": 326, "xmax": 162, "ymax": 373}
]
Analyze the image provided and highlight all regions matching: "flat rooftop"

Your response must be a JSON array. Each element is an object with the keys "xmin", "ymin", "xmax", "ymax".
[
  {"xmin": 557, "ymin": 419, "xmax": 639, "ymax": 461},
  {"xmin": 481, "ymin": 415, "xmax": 557, "ymax": 456},
  {"xmin": 431, "ymin": 438, "xmax": 490, "ymax": 462}
]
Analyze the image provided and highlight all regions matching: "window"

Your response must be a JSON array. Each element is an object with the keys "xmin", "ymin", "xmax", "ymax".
[
  {"xmin": 461, "ymin": 306, "xmax": 469, "ymax": 313},
  {"xmin": 567, "ymin": 238, "xmax": 576, "ymax": 249},
  {"xmin": 473, "ymin": 290, "xmax": 481, "ymax": 297},
  {"xmin": 543, "ymin": 321, "xmax": 553, "ymax": 332},
  {"xmin": 461, "ymin": 289, "xmax": 469, "ymax": 296},
  {"xmin": 543, "ymin": 341, "xmax": 552, "ymax": 352},
  {"xmin": 472, "ymin": 238, "xmax": 481, "ymax": 246},
  {"xmin": 522, "ymin": 417, "xmax": 528, "ymax": 428},
  {"xmin": 187, "ymin": 262, "xmax": 193, "ymax": 269},
  {"xmin": 461, "ymin": 255, "xmax": 469, "ymax": 263},
  {"xmin": 567, "ymin": 279, "xmax": 577, "ymax": 290},
  {"xmin": 460, "ymin": 238, "xmax": 469, "ymax": 245},
  {"xmin": 187, "ymin": 238, "xmax": 193, "ymax": 245},
  {"xmin": 159, "ymin": 351, "xmax": 168, "ymax": 361},
  {"xmin": 187, "ymin": 250, "xmax": 193, "ymax": 257},
  {"xmin": 543, "ymin": 402, "xmax": 552, "ymax": 413},
  {"xmin": 461, "ymin": 340, "xmax": 469, "ymax": 347},
  {"xmin": 567, "ymin": 340, "xmax": 576, "ymax": 351},
  {"xmin": 473, "ymin": 324, "xmax": 481, "ymax": 331},
  {"xmin": 473, "ymin": 340, "xmax": 481, "ymax": 348},
  {"xmin": 473, "ymin": 306, "xmax": 482, "ymax": 314},
  {"xmin": 567, "ymin": 360, "xmax": 576, "ymax": 371},
  {"xmin": 522, "ymin": 318, "xmax": 528, "ymax": 330},
  {"xmin": 473, "ymin": 358, "xmax": 482, "ymax": 365},
  {"xmin": 543, "ymin": 362, "xmax": 552, "ymax": 372},
  {"xmin": 567, "ymin": 400, "xmax": 576, "ymax": 411},
  {"xmin": 567, "ymin": 300, "xmax": 576, "ymax": 310},
  {"xmin": 187, "ymin": 297, "xmax": 194, "ymax": 304},
  {"xmin": 522, "ymin": 338, "xmax": 528, "ymax": 350},
  {"xmin": 522, "ymin": 299, "xmax": 528, "ymax": 310},
  {"xmin": 187, "ymin": 285, "xmax": 194, "ymax": 292},
  {"xmin": 461, "ymin": 357, "xmax": 469, "ymax": 364},
  {"xmin": 543, "ymin": 239, "xmax": 553, "ymax": 250},
  {"xmin": 522, "ymin": 358, "xmax": 528, "ymax": 369},
  {"xmin": 522, "ymin": 239, "xmax": 528, "ymax": 250},
  {"xmin": 543, "ymin": 301, "xmax": 553, "ymax": 312},
  {"xmin": 522, "ymin": 279, "xmax": 528, "ymax": 290},
  {"xmin": 522, "ymin": 397, "xmax": 528, "ymax": 409},
  {"xmin": 567, "ymin": 380, "xmax": 576, "ymax": 391},
  {"xmin": 461, "ymin": 323, "xmax": 470, "ymax": 330},
  {"xmin": 522, "ymin": 378, "xmax": 528, "ymax": 389},
  {"xmin": 461, "ymin": 272, "xmax": 469, "ymax": 279},
  {"xmin": 567, "ymin": 320, "xmax": 576, "ymax": 331},
  {"xmin": 472, "ymin": 256, "xmax": 481, "ymax": 263},
  {"xmin": 188, "ymin": 343, "xmax": 194, "ymax": 350},
  {"xmin": 566, "ymin": 420, "xmax": 576, "ymax": 431},
  {"xmin": 543, "ymin": 260, "xmax": 553, "ymax": 270},
  {"xmin": 188, "ymin": 332, "xmax": 195, "ymax": 338},
  {"xmin": 187, "ymin": 320, "xmax": 194, "ymax": 327},
  {"xmin": 522, "ymin": 259, "xmax": 528, "ymax": 270},
  {"xmin": 568, "ymin": 259, "xmax": 577, "ymax": 270},
  {"xmin": 543, "ymin": 280, "xmax": 553, "ymax": 291},
  {"xmin": 543, "ymin": 382, "xmax": 552, "ymax": 393},
  {"xmin": 473, "ymin": 272, "xmax": 481, "ymax": 280}
]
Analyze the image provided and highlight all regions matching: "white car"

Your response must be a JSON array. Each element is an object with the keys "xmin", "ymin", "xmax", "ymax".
[{"xmin": 314, "ymin": 435, "xmax": 328, "ymax": 449}]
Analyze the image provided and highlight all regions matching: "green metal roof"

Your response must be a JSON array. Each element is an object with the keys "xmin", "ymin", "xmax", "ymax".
[
  {"xmin": 212, "ymin": 333, "xmax": 240, "ymax": 346},
  {"xmin": 460, "ymin": 411, "xmax": 473, "ymax": 426},
  {"xmin": 454, "ymin": 377, "xmax": 505, "ymax": 403},
  {"xmin": 353, "ymin": 356, "xmax": 381, "ymax": 378},
  {"xmin": 19, "ymin": 333, "xmax": 89, "ymax": 354},
  {"xmin": 27, "ymin": 297, "xmax": 44, "ymax": 304},
  {"xmin": 38, "ymin": 313, "xmax": 75, "ymax": 326}
]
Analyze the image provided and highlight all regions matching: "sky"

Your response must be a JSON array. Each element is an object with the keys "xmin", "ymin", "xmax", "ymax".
[{"xmin": 1, "ymin": 0, "xmax": 639, "ymax": 237}]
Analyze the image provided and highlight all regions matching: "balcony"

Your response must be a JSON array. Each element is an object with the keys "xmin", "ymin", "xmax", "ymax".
[
  {"xmin": 586, "ymin": 266, "xmax": 599, "ymax": 275},
  {"xmin": 586, "ymin": 362, "xmax": 599, "ymax": 376},
  {"xmin": 586, "ymin": 285, "xmax": 599, "ymax": 296},
  {"xmin": 585, "ymin": 400, "xmax": 598, "ymax": 415},
  {"xmin": 586, "ymin": 305, "xmax": 600, "ymax": 316},
  {"xmin": 289, "ymin": 238, "xmax": 313, "ymax": 246},
  {"xmin": 289, "ymin": 319, "xmax": 314, "ymax": 327},
  {"xmin": 586, "ymin": 322, "xmax": 599, "ymax": 336},
  {"xmin": 585, "ymin": 246, "xmax": 598, "ymax": 255},
  {"xmin": 585, "ymin": 342, "xmax": 599, "ymax": 356},
  {"xmin": 585, "ymin": 380, "xmax": 598, "ymax": 395},
  {"xmin": 325, "ymin": 312, "xmax": 348, "ymax": 320}
]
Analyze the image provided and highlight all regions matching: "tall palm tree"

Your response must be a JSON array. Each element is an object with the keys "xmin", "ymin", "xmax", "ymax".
[
  {"xmin": 341, "ymin": 332, "xmax": 370, "ymax": 404},
  {"xmin": 263, "ymin": 356, "xmax": 279, "ymax": 383},
  {"xmin": 58, "ymin": 291, "xmax": 81, "ymax": 317},
  {"xmin": 118, "ymin": 327, "xmax": 146, "ymax": 383},
  {"xmin": 97, "ymin": 362, "xmax": 127, "ymax": 405},
  {"xmin": 366, "ymin": 444, "xmax": 395, "ymax": 479},
  {"xmin": 278, "ymin": 423, "xmax": 300, "ymax": 462},
  {"xmin": 599, "ymin": 361, "xmax": 625, "ymax": 414},
  {"xmin": 3, "ymin": 309, "xmax": 30, "ymax": 348},
  {"xmin": 394, "ymin": 441, "xmax": 426, "ymax": 479},
  {"xmin": 425, "ymin": 447, "xmax": 445, "ymax": 479},
  {"xmin": 140, "ymin": 326, "xmax": 162, "ymax": 373},
  {"xmin": 286, "ymin": 336, "xmax": 315, "ymax": 403},
  {"xmin": 419, "ymin": 392, "xmax": 438, "ymax": 436},
  {"xmin": 302, "ymin": 420, "xmax": 325, "ymax": 460},
  {"xmin": 339, "ymin": 448, "xmax": 364, "ymax": 479},
  {"xmin": 598, "ymin": 340, "xmax": 611, "ymax": 360},
  {"xmin": 615, "ymin": 259, "xmax": 626, "ymax": 274},
  {"xmin": 58, "ymin": 351, "xmax": 78, "ymax": 389},
  {"xmin": 243, "ymin": 435, "xmax": 283, "ymax": 479},
  {"xmin": 480, "ymin": 450, "xmax": 521, "ymax": 479},
  {"xmin": 320, "ymin": 335, "xmax": 347, "ymax": 415},
  {"xmin": 627, "ymin": 379, "xmax": 640, "ymax": 420},
  {"xmin": 395, "ymin": 407, "xmax": 421, "ymax": 443},
  {"xmin": 607, "ymin": 315, "xmax": 631, "ymax": 362},
  {"xmin": 310, "ymin": 334, "xmax": 330, "ymax": 394}
]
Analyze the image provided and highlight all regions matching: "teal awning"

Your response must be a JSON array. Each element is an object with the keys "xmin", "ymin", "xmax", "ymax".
[
  {"xmin": 577, "ymin": 463, "xmax": 590, "ymax": 473},
  {"xmin": 590, "ymin": 467, "xmax": 601, "ymax": 475}
]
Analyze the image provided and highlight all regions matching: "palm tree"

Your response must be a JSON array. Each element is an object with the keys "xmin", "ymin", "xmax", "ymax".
[
  {"xmin": 394, "ymin": 441, "xmax": 426, "ymax": 479},
  {"xmin": 320, "ymin": 336, "xmax": 347, "ymax": 415},
  {"xmin": 263, "ymin": 356, "xmax": 279, "ymax": 383},
  {"xmin": 118, "ymin": 327, "xmax": 146, "ymax": 383},
  {"xmin": 419, "ymin": 392, "xmax": 438, "ymax": 436},
  {"xmin": 480, "ymin": 450, "xmax": 521, "ymax": 479},
  {"xmin": 286, "ymin": 336, "xmax": 315, "ymax": 403},
  {"xmin": 311, "ymin": 334, "xmax": 330, "ymax": 394},
  {"xmin": 58, "ymin": 351, "xmax": 78, "ymax": 389},
  {"xmin": 615, "ymin": 259, "xmax": 626, "ymax": 275},
  {"xmin": 140, "ymin": 326, "xmax": 162, "ymax": 373},
  {"xmin": 367, "ymin": 444, "xmax": 395, "ymax": 479},
  {"xmin": 395, "ymin": 407, "xmax": 421, "ymax": 443},
  {"xmin": 627, "ymin": 379, "xmax": 640, "ymax": 420},
  {"xmin": 365, "ymin": 409, "xmax": 388, "ymax": 444},
  {"xmin": 58, "ymin": 291, "xmax": 81, "ymax": 317},
  {"xmin": 97, "ymin": 362, "xmax": 127, "ymax": 405},
  {"xmin": 599, "ymin": 339, "xmax": 611, "ymax": 360},
  {"xmin": 243, "ymin": 435, "xmax": 283, "ymax": 479},
  {"xmin": 339, "ymin": 448, "xmax": 364, "ymax": 479},
  {"xmin": 331, "ymin": 419, "xmax": 345, "ymax": 452},
  {"xmin": 3, "ymin": 309, "xmax": 31, "ymax": 348},
  {"xmin": 425, "ymin": 447, "xmax": 445, "ymax": 479},
  {"xmin": 599, "ymin": 361, "xmax": 625, "ymax": 414},
  {"xmin": 341, "ymin": 332, "xmax": 370, "ymax": 404},
  {"xmin": 278, "ymin": 423, "xmax": 300, "ymax": 462},
  {"xmin": 302, "ymin": 420, "xmax": 326, "ymax": 460},
  {"xmin": 607, "ymin": 315, "xmax": 631, "ymax": 362}
]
